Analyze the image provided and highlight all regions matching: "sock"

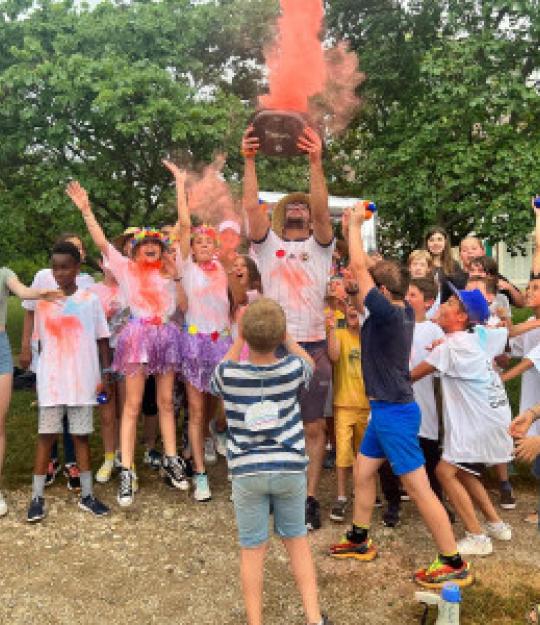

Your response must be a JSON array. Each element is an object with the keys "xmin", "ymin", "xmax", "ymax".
[
  {"xmin": 337, "ymin": 496, "xmax": 347, "ymax": 503},
  {"xmin": 165, "ymin": 455, "xmax": 177, "ymax": 465},
  {"xmin": 499, "ymin": 480, "xmax": 512, "ymax": 492},
  {"xmin": 439, "ymin": 552, "xmax": 464, "ymax": 569},
  {"xmin": 32, "ymin": 475, "xmax": 46, "ymax": 499},
  {"xmin": 80, "ymin": 471, "xmax": 93, "ymax": 498},
  {"xmin": 104, "ymin": 452, "xmax": 115, "ymax": 463},
  {"xmin": 348, "ymin": 523, "xmax": 369, "ymax": 544}
]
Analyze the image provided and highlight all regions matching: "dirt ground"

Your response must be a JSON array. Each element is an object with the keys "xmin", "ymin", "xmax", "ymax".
[{"xmin": 0, "ymin": 460, "xmax": 539, "ymax": 625}]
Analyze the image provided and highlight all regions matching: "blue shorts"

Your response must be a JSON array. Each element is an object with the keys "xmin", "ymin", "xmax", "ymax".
[
  {"xmin": 360, "ymin": 400, "xmax": 424, "ymax": 476},
  {"xmin": 0, "ymin": 332, "xmax": 13, "ymax": 376},
  {"xmin": 232, "ymin": 472, "xmax": 307, "ymax": 547}
]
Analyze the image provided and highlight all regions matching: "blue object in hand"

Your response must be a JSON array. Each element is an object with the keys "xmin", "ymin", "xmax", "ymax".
[
  {"xmin": 96, "ymin": 392, "xmax": 109, "ymax": 405},
  {"xmin": 534, "ymin": 197, "xmax": 540, "ymax": 209}
]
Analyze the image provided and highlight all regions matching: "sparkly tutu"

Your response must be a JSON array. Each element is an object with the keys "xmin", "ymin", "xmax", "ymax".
[
  {"xmin": 113, "ymin": 318, "xmax": 183, "ymax": 376},
  {"xmin": 180, "ymin": 331, "xmax": 232, "ymax": 392}
]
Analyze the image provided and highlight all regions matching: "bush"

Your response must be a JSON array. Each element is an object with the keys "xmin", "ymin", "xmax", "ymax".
[{"xmin": 7, "ymin": 256, "xmax": 48, "ymax": 285}]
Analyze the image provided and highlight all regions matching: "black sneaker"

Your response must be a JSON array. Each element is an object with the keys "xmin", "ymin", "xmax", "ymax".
[
  {"xmin": 79, "ymin": 495, "xmax": 110, "ymax": 517},
  {"xmin": 306, "ymin": 496, "xmax": 321, "ymax": 531},
  {"xmin": 45, "ymin": 459, "xmax": 60, "ymax": 487},
  {"xmin": 161, "ymin": 456, "xmax": 190, "ymax": 491},
  {"xmin": 117, "ymin": 468, "xmax": 134, "ymax": 507},
  {"xmin": 27, "ymin": 497, "xmax": 46, "ymax": 523},
  {"xmin": 499, "ymin": 488, "xmax": 516, "ymax": 510},
  {"xmin": 63, "ymin": 463, "xmax": 81, "ymax": 491},
  {"xmin": 383, "ymin": 503, "xmax": 400, "ymax": 528},
  {"xmin": 329, "ymin": 499, "xmax": 347, "ymax": 523},
  {"xmin": 143, "ymin": 448, "xmax": 162, "ymax": 470}
]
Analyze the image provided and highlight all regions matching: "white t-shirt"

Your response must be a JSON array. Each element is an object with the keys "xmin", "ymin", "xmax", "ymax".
[
  {"xmin": 510, "ymin": 322, "xmax": 540, "ymax": 436},
  {"xmin": 88, "ymin": 281, "xmax": 129, "ymax": 349},
  {"xmin": 411, "ymin": 320, "xmax": 444, "ymax": 441},
  {"xmin": 251, "ymin": 229, "xmax": 335, "ymax": 342},
  {"xmin": 22, "ymin": 269, "xmax": 95, "ymax": 311},
  {"xmin": 34, "ymin": 290, "xmax": 110, "ymax": 406},
  {"xmin": 426, "ymin": 327, "xmax": 513, "ymax": 465},
  {"xmin": 182, "ymin": 256, "xmax": 230, "ymax": 333}
]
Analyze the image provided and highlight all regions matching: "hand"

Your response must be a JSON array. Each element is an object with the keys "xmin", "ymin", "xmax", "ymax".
[
  {"xmin": 349, "ymin": 201, "xmax": 366, "ymax": 228},
  {"xmin": 19, "ymin": 347, "xmax": 32, "ymax": 371},
  {"xmin": 162, "ymin": 252, "xmax": 179, "ymax": 278},
  {"xmin": 325, "ymin": 310, "xmax": 336, "ymax": 330},
  {"xmin": 66, "ymin": 181, "xmax": 91, "ymax": 213},
  {"xmin": 162, "ymin": 159, "xmax": 187, "ymax": 183},
  {"xmin": 39, "ymin": 289, "xmax": 65, "ymax": 302},
  {"xmin": 296, "ymin": 126, "xmax": 322, "ymax": 161},
  {"xmin": 497, "ymin": 278, "xmax": 510, "ymax": 291},
  {"xmin": 241, "ymin": 126, "xmax": 259, "ymax": 159},
  {"xmin": 514, "ymin": 436, "xmax": 540, "ymax": 463},
  {"xmin": 509, "ymin": 411, "xmax": 535, "ymax": 438}
]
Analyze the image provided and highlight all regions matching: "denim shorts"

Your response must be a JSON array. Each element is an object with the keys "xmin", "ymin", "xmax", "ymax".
[
  {"xmin": 0, "ymin": 332, "xmax": 13, "ymax": 375},
  {"xmin": 360, "ymin": 400, "xmax": 424, "ymax": 476},
  {"xmin": 232, "ymin": 472, "xmax": 307, "ymax": 547}
]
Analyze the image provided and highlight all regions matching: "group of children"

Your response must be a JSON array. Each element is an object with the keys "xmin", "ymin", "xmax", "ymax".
[{"xmin": 0, "ymin": 127, "xmax": 539, "ymax": 624}]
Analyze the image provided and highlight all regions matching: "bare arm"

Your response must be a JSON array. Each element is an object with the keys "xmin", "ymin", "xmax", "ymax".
[
  {"xmin": 508, "ymin": 317, "xmax": 540, "ymax": 338},
  {"xmin": 162, "ymin": 160, "xmax": 191, "ymax": 260},
  {"xmin": 499, "ymin": 357, "xmax": 533, "ymax": 382},
  {"xmin": 66, "ymin": 181, "xmax": 109, "ymax": 255},
  {"xmin": 325, "ymin": 312, "xmax": 341, "ymax": 363},
  {"xmin": 498, "ymin": 278, "xmax": 525, "ymax": 308},
  {"xmin": 348, "ymin": 202, "xmax": 375, "ymax": 306},
  {"xmin": 241, "ymin": 126, "xmax": 269, "ymax": 242},
  {"xmin": 297, "ymin": 127, "xmax": 333, "ymax": 245},
  {"xmin": 410, "ymin": 361, "xmax": 437, "ymax": 383},
  {"xmin": 19, "ymin": 309, "xmax": 34, "ymax": 370},
  {"xmin": 284, "ymin": 333, "xmax": 315, "ymax": 370},
  {"xmin": 221, "ymin": 335, "xmax": 245, "ymax": 362},
  {"xmin": 6, "ymin": 275, "xmax": 62, "ymax": 302}
]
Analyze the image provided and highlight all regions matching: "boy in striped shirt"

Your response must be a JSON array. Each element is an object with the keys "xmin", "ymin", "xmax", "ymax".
[{"xmin": 210, "ymin": 298, "xmax": 332, "ymax": 625}]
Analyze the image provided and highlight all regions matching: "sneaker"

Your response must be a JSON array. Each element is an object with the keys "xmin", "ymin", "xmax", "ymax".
[
  {"xmin": 95, "ymin": 460, "xmax": 115, "ymax": 484},
  {"xmin": 193, "ymin": 472, "xmax": 212, "ymax": 502},
  {"xmin": 0, "ymin": 491, "xmax": 7, "ymax": 517},
  {"xmin": 27, "ymin": 496, "xmax": 46, "ymax": 523},
  {"xmin": 485, "ymin": 521, "xmax": 512, "ymax": 541},
  {"xmin": 161, "ymin": 456, "xmax": 190, "ymax": 491},
  {"xmin": 329, "ymin": 499, "xmax": 347, "ymax": 523},
  {"xmin": 64, "ymin": 463, "xmax": 81, "ymax": 492},
  {"xmin": 213, "ymin": 430, "xmax": 228, "ymax": 457},
  {"xmin": 383, "ymin": 503, "xmax": 400, "ymax": 528},
  {"xmin": 45, "ymin": 459, "xmax": 60, "ymax": 487},
  {"xmin": 457, "ymin": 532, "xmax": 493, "ymax": 556},
  {"xmin": 143, "ymin": 448, "xmax": 162, "ymax": 470},
  {"xmin": 79, "ymin": 495, "xmax": 110, "ymax": 517},
  {"xmin": 323, "ymin": 448, "xmax": 336, "ymax": 469},
  {"xmin": 414, "ymin": 556, "xmax": 474, "ymax": 589},
  {"xmin": 117, "ymin": 469, "xmax": 135, "ymax": 507},
  {"xmin": 499, "ymin": 488, "xmax": 516, "ymax": 510},
  {"xmin": 306, "ymin": 496, "xmax": 321, "ymax": 531},
  {"xmin": 204, "ymin": 437, "xmax": 217, "ymax": 465},
  {"xmin": 329, "ymin": 536, "xmax": 377, "ymax": 561}
]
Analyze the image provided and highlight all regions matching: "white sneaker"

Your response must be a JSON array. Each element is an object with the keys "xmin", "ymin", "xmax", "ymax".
[
  {"xmin": 117, "ymin": 469, "xmax": 135, "ymax": 507},
  {"xmin": 0, "ymin": 491, "xmax": 7, "ymax": 517},
  {"xmin": 214, "ymin": 431, "xmax": 227, "ymax": 457},
  {"xmin": 457, "ymin": 532, "xmax": 493, "ymax": 556},
  {"xmin": 193, "ymin": 473, "xmax": 212, "ymax": 502},
  {"xmin": 485, "ymin": 521, "xmax": 512, "ymax": 541},
  {"xmin": 204, "ymin": 437, "xmax": 217, "ymax": 465},
  {"xmin": 95, "ymin": 460, "xmax": 114, "ymax": 484}
]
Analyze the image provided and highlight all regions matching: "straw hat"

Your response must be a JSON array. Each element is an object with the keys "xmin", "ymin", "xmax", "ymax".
[{"xmin": 271, "ymin": 192, "xmax": 311, "ymax": 238}]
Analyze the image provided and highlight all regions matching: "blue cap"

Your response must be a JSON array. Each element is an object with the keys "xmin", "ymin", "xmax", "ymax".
[
  {"xmin": 448, "ymin": 283, "xmax": 490, "ymax": 325},
  {"xmin": 441, "ymin": 582, "xmax": 461, "ymax": 603}
]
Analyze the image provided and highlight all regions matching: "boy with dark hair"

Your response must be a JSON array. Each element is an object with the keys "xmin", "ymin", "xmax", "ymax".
[
  {"xmin": 210, "ymin": 298, "xmax": 332, "ymax": 625},
  {"xmin": 329, "ymin": 204, "xmax": 472, "ymax": 589},
  {"xmin": 27, "ymin": 242, "xmax": 111, "ymax": 522}
]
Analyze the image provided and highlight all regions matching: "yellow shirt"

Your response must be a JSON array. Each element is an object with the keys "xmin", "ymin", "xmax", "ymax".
[{"xmin": 332, "ymin": 327, "xmax": 370, "ymax": 410}]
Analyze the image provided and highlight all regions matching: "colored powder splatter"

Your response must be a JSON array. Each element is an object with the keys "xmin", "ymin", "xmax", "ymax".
[
  {"xmin": 259, "ymin": 0, "xmax": 327, "ymax": 112},
  {"xmin": 270, "ymin": 260, "xmax": 313, "ymax": 310},
  {"xmin": 309, "ymin": 41, "xmax": 365, "ymax": 135},
  {"xmin": 187, "ymin": 155, "xmax": 236, "ymax": 226},
  {"xmin": 129, "ymin": 262, "xmax": 169, "ymax": 317}
]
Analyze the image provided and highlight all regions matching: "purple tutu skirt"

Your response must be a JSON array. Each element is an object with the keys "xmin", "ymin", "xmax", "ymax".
[
  {"xmin": 180, "ymin": 332, "xmax": 232, "ymax": 392},
  {"xmin": 113, "ymin": 319, "xmax": 183, "ymax": 376}
]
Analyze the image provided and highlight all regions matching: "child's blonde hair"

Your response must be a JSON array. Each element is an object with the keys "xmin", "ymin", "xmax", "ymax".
[
  {"xmin": 408, "ymin": 249, "xmax": 433, "ymax": 269},
  {"xmin": 241, "ymin": 298, "xmax": 286, "ymax": 353}
]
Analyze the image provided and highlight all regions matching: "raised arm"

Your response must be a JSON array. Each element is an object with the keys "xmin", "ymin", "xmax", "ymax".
[
  {"xmin": 508, "ymin": 317, "xmax": 540, "ymax": 338},
  {"xmin": 348, "ymin": 202, "xmax": 375, "ymax": 305},
  {"xmin": 241, "ymin": 126, "xmax": 269, "ymax": 242},
  {"xmin": 66, "ymin": 181, "xmax": 108, "ymax": 255},
  {"xmin": 162, "ymin": 160, "xmax": 190, "ymax": 260},
  {"xmin": 297, "ymin": 127, "xmax": 333, "ymax": 245}
]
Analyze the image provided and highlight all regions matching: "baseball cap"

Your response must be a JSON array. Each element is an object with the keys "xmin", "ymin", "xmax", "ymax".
[{"xmin": 448, "ymin": 283, "xmax": 490, "ymax": 325}]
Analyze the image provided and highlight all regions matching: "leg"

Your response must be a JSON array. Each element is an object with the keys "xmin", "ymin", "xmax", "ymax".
[
  {"xmin": 72, "ymin": 435, "xmax": 91, "ymax": 472},
  {"xmin": 336, "ymin": 466, "xmax": 347, "ymax": 499},
  {"xmin": 186, "ymin": 383, "xmax": 205, "ymax": 474},
  {"xmin": 156, "ymin": 371, "xmax": 177, "ymax": 457},
  {"xmin": 240, "ymin": 544, "xmax": 267, "ymax": 625},
  {"xmin": 352, "ymin": 453, "xmax": 386, "ymax": 526},
  {"xmin": 400, "ymin": 465, "xmax": 458, "ymax": 553},
  {"xmin": 142, "ymin": 375, "xmax": 159, "ymax": 451},
  {"xmin": 119, "ymin": 372, "xmax": 146, "ymax": 469},
  {"xmin": 282, "ymin": 537, "xmax": 321, "ymax": 624},
  {"xmin": 419, "ymin": 437, "xmax": 443, "ymax": 501},
  {"xmin": 62, "ymin": 413, "xmax": 76, "ymax": 465},
  {"xmin": 34, "ymin": 433, "xmax": 58, "ymax": 475},
  {"xmin": 0, "ymin": 372, "xmax": 12, "ymax": 478},
  {"xmin": 99, "ymin": 383, "xmax": 117, "ymax": 456},
  {"xmin": 458, "ymin": 470, "xmax": 501, "ymax": 524},
  {"xmin": 379, "ymin": 460, "xmax": 401, "ymax": 506},
  {"xmin": 303, "ymin": 419, "xmax": 326, "ymax": 499},
  {"xmin": 435, "ymin": 461, "xmax": 483, "ymax": 535}
]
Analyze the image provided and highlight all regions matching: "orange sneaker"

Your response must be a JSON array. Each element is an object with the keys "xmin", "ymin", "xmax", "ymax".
[
  {"xmin": 414, "ymin": 556, "xmax": 474, "ymax": 589},
  {"xmin": 329, "ymin": 536, "xmax": 377, "ymax": 561}
]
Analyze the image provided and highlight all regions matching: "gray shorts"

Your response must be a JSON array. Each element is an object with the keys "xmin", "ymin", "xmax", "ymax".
[{"xmin": 38, "ymin": 405, "xmax": 94, "ymax": 435}]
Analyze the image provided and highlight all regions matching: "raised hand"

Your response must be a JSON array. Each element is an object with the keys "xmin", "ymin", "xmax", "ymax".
[
  {"xmin": 296, "ymin": 126, "xmax": 322, "ymax": 159},
  {"xmin": 241, "ymin": 125, "xmax": 260, "ymax": 159},
  {"xmin": 162, "ymin": 159, "xmax": 187, "ymax": 184},
  {"xmin": 66, "ymin": 181, "xmax": 91, "ymax": 213},
  {"xmin": 349, "ymin": 201, "xmax": 366, "ymax": 228}
]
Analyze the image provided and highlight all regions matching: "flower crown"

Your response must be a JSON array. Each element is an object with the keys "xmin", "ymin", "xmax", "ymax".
[
  {"xmin": 191, "ymin": 224, "xmax": 217, "ymax": 241},
  {"xmin": 130, "ymin": 228, "xmax": 169, "ymax": 247}
]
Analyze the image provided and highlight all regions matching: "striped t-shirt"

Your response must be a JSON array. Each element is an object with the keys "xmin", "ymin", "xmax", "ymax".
[{"xmin": 210, "ymin": 355, "xmax": 312, "ymax": 477}]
